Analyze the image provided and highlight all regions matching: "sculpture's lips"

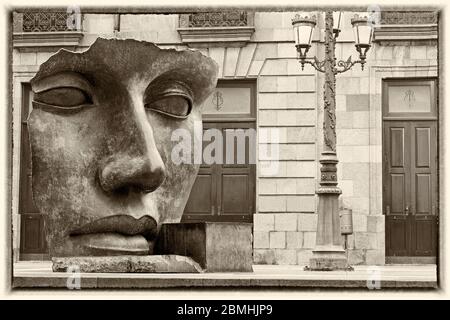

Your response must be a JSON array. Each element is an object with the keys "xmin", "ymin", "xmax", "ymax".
[
  {"xmin": 72, "ymin": 233, "xmax": 151, "ymax": 255},
  {"xmin": 70, "ymin": 215, "xmax": 158, "ymax": 240}
]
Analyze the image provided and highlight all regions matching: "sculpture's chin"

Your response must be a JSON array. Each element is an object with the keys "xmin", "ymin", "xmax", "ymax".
[{"xmin": 70, "ymin": 233, "xmax": 153, "ymax": 256}]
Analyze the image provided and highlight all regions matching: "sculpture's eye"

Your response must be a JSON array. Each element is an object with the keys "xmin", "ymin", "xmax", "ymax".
[
  {"xmin": 145, "ymin": 95, "xmax": 191, "ymax": 119},
  {"xmin": 33, "ymin": 87, "xmax": 93, "ymax": 111},
  {"xmin": 144, "ymin": 80, "xmax": 193, "ymax": 119}
]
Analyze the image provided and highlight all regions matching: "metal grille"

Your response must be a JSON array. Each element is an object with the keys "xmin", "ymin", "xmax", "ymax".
[
  {"xmin": 380, "ymin": 11, "xmax": 438, "ymax": 25},
  {"xmin": 22, "ymin": 11, "xmax": 72, "ymax": 32},
  {"xmin": 181, "ymin": 11, "xmax": 248, "ymax": 28}
]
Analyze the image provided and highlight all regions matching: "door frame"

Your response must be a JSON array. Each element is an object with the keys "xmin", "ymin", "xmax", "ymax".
[
  {"xmin": 18, "ymin": 83, "xmax": 49, "ymax": 261},
  {"xmin": 382, "ymin": 77, "xmax": 439, "ymax": 264},
  {"xmin": 183, "ymin": 79, "xmax": 257, "ymax": 223}
]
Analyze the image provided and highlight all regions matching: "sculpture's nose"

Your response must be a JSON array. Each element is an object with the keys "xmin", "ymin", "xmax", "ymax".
[
  {"xmin": 99, "ymin": 155, "xmax": 166, "ymax": 194},
  {"xmin": 98, "ymin": 98, "xmax": 167, "ymax": 195}
]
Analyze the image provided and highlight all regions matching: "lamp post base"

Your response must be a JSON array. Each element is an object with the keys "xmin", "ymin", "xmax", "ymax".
[
  {"xmin": 308, "ymin": 247, "xmax": 348, "ymax": 271},
  {"xmin": 307, "ymin": 151, "xmax": 348, "ymax": 271}
]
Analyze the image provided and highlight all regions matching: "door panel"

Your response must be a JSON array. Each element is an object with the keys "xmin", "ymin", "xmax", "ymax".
[
  {"xmin": 385, "ymin": 123, "xmax": 410, "ymax": 221},
  {"xmin": 221, "ymin": 174, "xmax": 248, "ymax": 214},
  {"xmin": 387, "ymin": 219, "xmax": 408, "ymax": 254},
  {"xmin": 415, "ymin": 127, "xmax": 431, "ymax": 167},
  {"xmin": 20, "ymin": 214, "xmax": 46, "ymax": 254},
  {"xmin": 390, "ymin": 174, "xmax": 406, "ymax": 214},
  {"xmin": 390, "ymin": 127, "xmax": 405, "ymax": 167},
  {"xmin": 412, "ymin": 217, "xmax": 435, "ymax": 255},
  {"xmin": 410, "ymin": 121, "xmax": 437, "ymax": 256},
  {"xmin": 183, "ymin": 173, "xmax": 215, "ymax": 216},
  {"xmin": 415, "ymin": 174, "xmax": 431, "ymax": 214}
]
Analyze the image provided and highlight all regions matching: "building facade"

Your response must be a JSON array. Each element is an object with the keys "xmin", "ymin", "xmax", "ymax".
[{"xmin": 11, "ymin": 8, "xmax": 440, "ymax": 266}]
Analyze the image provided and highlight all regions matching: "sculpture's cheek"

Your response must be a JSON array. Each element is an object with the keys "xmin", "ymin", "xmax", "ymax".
[
  {"xmin": 155, "ymin": 162, "xmax": 199, "ymax": 224},
  {"xmin": 145, "ymin": 111, "xmax": 202, "ymax": 223}
]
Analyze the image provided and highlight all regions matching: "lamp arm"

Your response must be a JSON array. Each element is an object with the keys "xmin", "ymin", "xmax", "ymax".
[
  {"xmin": 298, "ymin": 56, "xmax": 326, "ymax": 73},
  {"xmin": 334, "ymin": 56, "xmax": 366, "ymax": 74}
]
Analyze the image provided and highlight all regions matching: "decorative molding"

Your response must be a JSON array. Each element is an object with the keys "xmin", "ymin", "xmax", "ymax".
[
  {"xmin": 13, "ymin": 32, "xmax": 84, "ymax": 51},
  {"xmin": 375, "ymin": 11, "xmax": 438, "ymax": 43},
  {"xmin": 372, "ymin": 65, "xmax": 438, "ymax": 74},
  {"xmin": 380, "ymin": 11, "xmax": 438, "ymax": 25},
  {"xmin": 12, "ymin": 12, "xmax": 84, "ymax": 51},
  {"xmin": 178, "ymin": 11, "xmax": 255, "ymax": 48},
  {"xmin": 177, "ymin": 27, "xmax": 255, "ymax": 48},
  {"xmin": 374, "ymin": 24, "xmax": 437, "ymax": 42}
]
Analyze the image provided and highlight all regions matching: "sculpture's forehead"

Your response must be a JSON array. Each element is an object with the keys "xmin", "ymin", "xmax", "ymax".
[{"xmin": 31, "ymin": 38, "xmax": 219, "ymax": 101}]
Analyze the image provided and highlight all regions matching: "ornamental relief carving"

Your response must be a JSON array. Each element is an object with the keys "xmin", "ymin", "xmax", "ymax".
[
  {"xmin": 179, "ymin": 11, "xmax": 250, "ymax": 28},
  {"xmin": 380, "ymin": 11, "xmax": 438, "ymax": 25}
]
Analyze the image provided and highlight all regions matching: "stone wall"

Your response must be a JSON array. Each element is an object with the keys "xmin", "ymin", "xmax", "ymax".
[{"xmin": 254, "ymin": 56, "xmax": 319, "ymax": 266}]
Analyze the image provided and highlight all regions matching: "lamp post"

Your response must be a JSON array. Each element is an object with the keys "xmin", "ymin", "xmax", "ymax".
[{"xmin": 292, "ymin": 11, "xmax": 374, "ymax": 271}]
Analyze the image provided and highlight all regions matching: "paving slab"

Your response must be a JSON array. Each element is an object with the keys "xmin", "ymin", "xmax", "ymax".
[{"xmin": 12, "ymin": 262, "xmax": 437, "ymax": 289}]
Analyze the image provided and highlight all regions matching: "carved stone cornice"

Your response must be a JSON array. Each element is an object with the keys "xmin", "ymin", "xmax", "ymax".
[
  {"xmin": 380, "ymin": 11, "xmax": 438, "ymax": 25},
  {"xmin": 12, "ymin": 12, "xmax": 84, "ymax": 51},
  {"xmin": 13, "ymin": 32, "xmax": 84, "ymax": 51},
  {"xmin": 177, "ymin": 11, "xmax": 255, "ymax": 48},
  {"xmin": 374, "ymin": 11, "xmax": 438, "ymax": 43},
  {"xmin": 374, "ymin": 24, "xmax": 437, "ymax": 43}
]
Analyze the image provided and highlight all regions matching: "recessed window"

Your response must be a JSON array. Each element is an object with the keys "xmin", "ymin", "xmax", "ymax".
[
  {"xmin": 202, "ymin": 87, "xmax": 251, "ymax": 116},
  {"xmin": 383, "ymin": 79, "xmax": 436, "ymax": 118},
  {"xmin": 388, "ymin": 85, "xmax": 431, "ymax": 113}
]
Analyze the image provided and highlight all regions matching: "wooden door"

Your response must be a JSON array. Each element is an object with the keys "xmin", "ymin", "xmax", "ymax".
[
  {"xmin": 383, "ymin": 79, "xmax": 438, "ymax": 263},
  {"xmin": 182, "ymin": 125, "xmax": 217, "ymax": 220},
  {"xmin": 19, "ymin": 83, "xmax": 48, "ymax": 259},
  {"xmin": 183, "ymin": 122, "xmax": 256, "ymax": 223},
  {"xmin": 384, "ymin": 121, "xmax": 410, "ymax": 257},
  {"xmin": 409, "ymin": 121, "xmax": 438, "ymax": 257}
]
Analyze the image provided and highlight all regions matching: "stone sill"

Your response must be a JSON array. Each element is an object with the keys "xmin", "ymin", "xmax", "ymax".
[
  {"xmin": 373, "ymin": 24, "xmax": 437, "ymax": 42},
  {"xmin": 13, "ymin": 276, "xmax": 437, "ymax": 289},
  {"xmin": 13, "ymin": 263, "xmax": 437, "ymax": 289},
  {"xmin": 13, "ymin": 31, "xmax": 84, "ymax": 51},
  {"xmin": 177, "ymin": 27, "xmax": 255, "ymax": 48}
]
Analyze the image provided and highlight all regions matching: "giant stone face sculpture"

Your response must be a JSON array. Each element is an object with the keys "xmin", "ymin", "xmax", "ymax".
[{"xmin": 28, "ymin": 38, "xmax": 218, "ymax": 257}]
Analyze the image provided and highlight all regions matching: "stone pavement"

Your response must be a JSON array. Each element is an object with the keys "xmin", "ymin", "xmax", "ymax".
[{"xmin": 13, "ymin": 261, "xmax": 437, "ymax": 289}]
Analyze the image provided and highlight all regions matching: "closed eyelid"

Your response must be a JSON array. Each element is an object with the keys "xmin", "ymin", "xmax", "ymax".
[
  {"xmin": 143, "ymin": 81, "xmax": 193, "ymax": 119},
  {"xmin": 145, "ymin": 80, "xmax": 193, "ymax": 100},
  {"xmin": 32, "ymin": 72, "xmax": 93, "ymax": 95}
]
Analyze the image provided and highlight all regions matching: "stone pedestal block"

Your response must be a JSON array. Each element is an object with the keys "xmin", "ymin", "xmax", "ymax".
[
  {"xmin": 155, "ymin": 222, "xmax": 253, "ymax": 272},
  {"xmin": 309, "ymin": 250, "xmax": 348, "ymax": 271},
  {"xmin": 52, "ymin": 255, "xmax": 203, "ymax": 273}
]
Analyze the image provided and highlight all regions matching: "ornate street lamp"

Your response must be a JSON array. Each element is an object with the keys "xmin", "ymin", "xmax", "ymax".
[
  {"xmin": 292, "ymin": 13, "xmax": 316, "ymax": 61},
  {"xmin": 333, "ymin": 11, "xmax": 342, "ymax": 37},
  {"xmin": 351, "ymin": 14, "xmax": 375, "ymax": 69},
  {"xmin": 292, "ymin": 12, "xmax": 375, "ymax": 271},
  {"xmin": 292, "ymin": 12, "xmax": 374, "ymax": 71}
]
